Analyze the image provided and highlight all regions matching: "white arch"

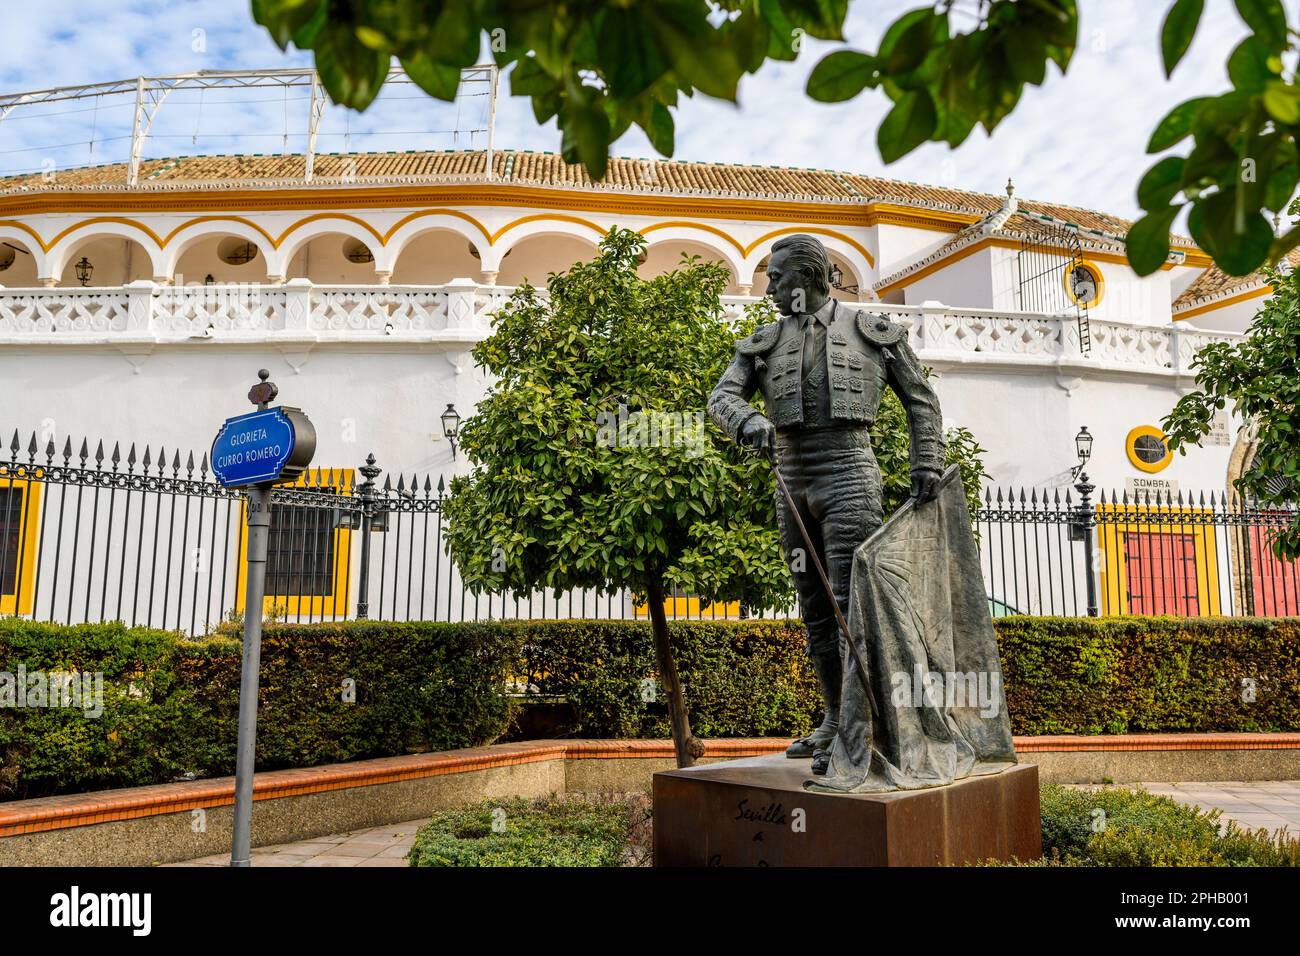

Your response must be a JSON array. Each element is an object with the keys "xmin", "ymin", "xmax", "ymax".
[
  {"xmin": 741, "ymin": 237, "xmax": 871, "ymax": 296},
  {"xmin": 640, "ymin": 227, "xmax": 745, "ymax": 281},
  {"xmin": 0, "ymin": 227, "xmax": 48, "ymax": 282},
  {"xmin": 162, "ymin": 220, "xmax": 280, "ymax": 278},
  {"xmin": 383, "ymin": 214, "xmax": 491, "ymax": 274},
  {"xmin": 275, "ymin": 218, "xmax": 385, "ymax": 276},
  {"xmin": 491, "ymin": 218, "xmax": 605, "ymax": 271},
  {"xmin": 46, "ymin": 223, "xmax": 166, "ymax": 282}
]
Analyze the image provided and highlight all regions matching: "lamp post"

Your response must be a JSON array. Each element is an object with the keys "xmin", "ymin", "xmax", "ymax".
[
  {"xmin": 1072, "ymin": 426, "xmax": 1099, "ymax": 617},
  {"xmin": 441, "ymin": 403, "xmax": 462, "ymax": 460},
  {"xmin": 75, "ymin": 256, "xmax": 94, "ymax": 287}
]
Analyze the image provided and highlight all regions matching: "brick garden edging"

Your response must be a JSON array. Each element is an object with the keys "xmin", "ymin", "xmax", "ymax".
[{"xmin": 2, "ymin": 733, "xmax": 1299, "ymax": 866}]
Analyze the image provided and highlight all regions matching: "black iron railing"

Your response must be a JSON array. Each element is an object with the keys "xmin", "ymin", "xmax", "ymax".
[{"xmin": 2, "ymin": 427, "xmax": 1296, "ymax": 631}]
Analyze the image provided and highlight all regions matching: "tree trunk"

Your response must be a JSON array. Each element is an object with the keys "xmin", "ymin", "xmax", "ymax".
[{"xmin": 646, "ymin": 577, "xmax": 702, "ymax": 768}]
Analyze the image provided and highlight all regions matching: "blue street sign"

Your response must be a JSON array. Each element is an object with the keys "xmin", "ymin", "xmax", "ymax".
[{"xmin": 211, "ymin": 407, "xmax": 301, "ymax": 487}]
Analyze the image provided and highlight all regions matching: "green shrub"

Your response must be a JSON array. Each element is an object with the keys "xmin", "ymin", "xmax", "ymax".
[
  {"xmin": 512, "ymin": 619, "xmax": 819, "ymax": 739},
  {"xmin": 406, "ymin": 795, "xmax": 645, "ymax": 867},
  {"xmin": 1, "ymin": 618, "xmax": 521, "ymax": 800},
  {"xmin": 997, "ymin": 616, "xmax": 1300, "ymax": 735},
  {"xmin": 1036, "ymin": 783, "xmax": 1300, "ymax": 866},
  {"xmin": 5, "ymin": 615, "xmax": 1300, "ymax": 800}
]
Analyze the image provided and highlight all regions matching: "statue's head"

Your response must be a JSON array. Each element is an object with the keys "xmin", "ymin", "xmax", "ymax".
[{"xmin": 765, "ymin": 234, "xmax": 831, "ymax": 317}]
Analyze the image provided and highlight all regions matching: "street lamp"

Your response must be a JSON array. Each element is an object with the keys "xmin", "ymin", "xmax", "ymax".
[
  {"xmin": 1074, "ymin": 426, "xmax": 1093, "ymax": 472},
  {"xmin": 74, "ymin": 257, "xmax": 94, "ymax": 286},
  {"xmin": 441, "ymin": 403, "xmax": 462, "ymax": 460}
]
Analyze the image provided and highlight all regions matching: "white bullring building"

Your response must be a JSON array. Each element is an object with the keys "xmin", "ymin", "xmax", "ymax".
[{"xmin": 0, "ymin": 69, "xmax": 1289, "ymax": 625}]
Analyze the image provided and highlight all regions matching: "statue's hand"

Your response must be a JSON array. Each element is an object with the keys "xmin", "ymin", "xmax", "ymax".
[
  {"xmin": 911, "ymin": 468, "xmax": 942, "ymax": 505},
  {"xmin": 740, "ymin": 416, "xmax": 776, "ymax": 456}
]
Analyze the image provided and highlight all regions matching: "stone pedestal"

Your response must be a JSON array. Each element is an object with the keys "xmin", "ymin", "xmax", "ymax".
[{"xmin": 653, "ymin": 754, "xmax": 1040, "ymax": 867}]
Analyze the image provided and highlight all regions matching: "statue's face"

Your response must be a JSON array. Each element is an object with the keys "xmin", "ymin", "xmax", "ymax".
[{"xmin": 765, "ymin": 248, "xmax": 810, "ymax": 317}]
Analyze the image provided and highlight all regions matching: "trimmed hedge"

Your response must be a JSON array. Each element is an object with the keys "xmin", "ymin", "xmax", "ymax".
[
  {"xmin": 513, "ymin": 619, "xmax": 817, "ymax": 739},
  {"xmin": 0, "ymin": 619, "xmax": 521, "ymax": 800},
  {"xmin": 997, "ymin": 616, "xmax": 1300, "ymax": 735},
  {"xmin": 2, "ymin": 615, "xmax": 1299, "ymax": 800}
]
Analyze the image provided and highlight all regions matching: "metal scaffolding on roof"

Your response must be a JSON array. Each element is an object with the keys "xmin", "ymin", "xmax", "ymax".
[{"xmin": 0, "ymin": 65, "xmax": 500, "ymax": 185}]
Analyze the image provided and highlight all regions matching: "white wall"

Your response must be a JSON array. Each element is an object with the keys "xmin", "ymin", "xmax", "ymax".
[{"xmin": 903, "ymin": 247, "xmax": 994, "ymax": 308}]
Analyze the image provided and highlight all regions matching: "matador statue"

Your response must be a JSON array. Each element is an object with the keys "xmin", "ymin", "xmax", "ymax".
[{"xmin": 707, "ymin": 235, "xmax": 945, "ymax": 774}]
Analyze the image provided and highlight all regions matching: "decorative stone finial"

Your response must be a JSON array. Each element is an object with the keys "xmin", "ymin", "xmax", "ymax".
[{"xmin": 248, "ymin": 368, "xmax": 278, "ymax": 408}]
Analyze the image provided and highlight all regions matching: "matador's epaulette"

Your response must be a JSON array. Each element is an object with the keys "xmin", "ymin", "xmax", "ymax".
[
  {"xmin": 855, "ymin": 311, "xmax": 907, "ymax": 347},
  {"xmin": 736, "ymin": 320, "xmax": 782, "ymax": 356}
]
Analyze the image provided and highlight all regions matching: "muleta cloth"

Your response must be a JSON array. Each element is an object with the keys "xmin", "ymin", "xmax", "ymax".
[{"xmin": 805, "ymin": 465, "xmax": 1017, "ymax": 793}]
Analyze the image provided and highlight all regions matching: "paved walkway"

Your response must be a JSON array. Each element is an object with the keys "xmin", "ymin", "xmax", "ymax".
[
  {"xmin": 1136, "ymin": 780, "xmax": 1300, "ymax": 836},
  {"xmin": 171, "ymin": 780, "xmax": 1300, "ymax": 866},
  {"xmin": 172, "ymin": 819, "xmax": 425, "ymax": 867}
]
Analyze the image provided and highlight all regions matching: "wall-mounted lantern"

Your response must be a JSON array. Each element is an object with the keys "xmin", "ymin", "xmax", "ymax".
[
  {"xmin": 75, "ymin": 256, "xmax": 94, "ymax": 286},
  {"xmin": 441, "ymin": 403, "xmax": 462, "ymax": 460}
]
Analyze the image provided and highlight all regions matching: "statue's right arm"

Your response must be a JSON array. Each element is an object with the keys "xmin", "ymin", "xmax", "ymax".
[{"xmin": 708, "ymin": 348, "xmax": 766, "ymax": 444}]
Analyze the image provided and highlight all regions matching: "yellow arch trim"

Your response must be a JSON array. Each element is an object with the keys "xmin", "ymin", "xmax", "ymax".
[
  {"xmin": 274, "ymin": 213, "xmax": 386, "ymax": 250},
  {"xmin": 382, "ymin": 208, "xmax": 493, "ymax": 245},
  {"xmin": 46, "ymin": 216, "xmax": 166, "ymax": 251},
  {"xmin": 1063, "ymin": 259, "xmax": 1105, "ymax": 308},
  {"xmin": 743, "ymin": 226, "xmax": 875, "ymax": 269},
  {"xmin": 0, "ymin": 219, "xmax": 48, "ymax": 252},
  {"xmin": 638, "ymin": 221, "xmax": 746, "ymax": 257},
  {"xmin": 1174, "ymin": 284, "xmax": 1270, "ymax": 321},
  {"xmin": 489, "ymin": 213, "xmax": 608, "ymax": 245},
  {"xmin": 161, "ymin": 216, "xmax": 277, "ymax": 250}
]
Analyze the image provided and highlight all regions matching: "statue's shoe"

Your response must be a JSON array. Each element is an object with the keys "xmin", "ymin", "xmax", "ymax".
[
  {"xmin": 785, "ymin": 734, "xmax": 832, "ymax": 758},
  {"xmin": 810, "ymin": 749, "xmax": 831, "ymax": 775}
]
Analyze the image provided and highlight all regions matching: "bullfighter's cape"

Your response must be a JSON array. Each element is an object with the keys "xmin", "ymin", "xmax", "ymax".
[{"xmin": 806, "ymin": 466, "xmax": 1016, "ymax": 793}]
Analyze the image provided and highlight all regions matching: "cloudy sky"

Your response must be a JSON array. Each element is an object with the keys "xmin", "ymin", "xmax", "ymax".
[{"xmin": 0, "ymin": 0, "xmax": 1257, "ymax": 220}]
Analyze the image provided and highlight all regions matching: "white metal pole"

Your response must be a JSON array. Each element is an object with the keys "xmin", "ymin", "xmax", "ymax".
[
  {"xmin": 484, "ymin": 65, "xmax": 499, "ymax": 181},
  {"xmin": 127, "ymin": 76, "xmax": 145, "ymax": 186},
  {"xmin": 305, "ymin": 72, "xmax": 320, "ymax": 183}
]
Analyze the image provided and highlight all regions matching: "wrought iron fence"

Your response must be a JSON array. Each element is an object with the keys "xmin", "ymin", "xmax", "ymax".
[
  {"xmin": 974, "ymin": 479, "xmax": 1299, "ymax": 618},
  {"xmin": 2, "ymin": 427, "xmax": 1296, "ymax": 632}
]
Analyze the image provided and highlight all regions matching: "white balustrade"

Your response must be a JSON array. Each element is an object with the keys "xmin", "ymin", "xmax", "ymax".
[{"xmin": 0, "ymin": 283, "xmax": 1244, "ymax": 379}]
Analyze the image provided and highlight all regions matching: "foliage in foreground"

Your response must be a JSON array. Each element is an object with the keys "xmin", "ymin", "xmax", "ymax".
[
  {"xmin": 1163, "ymin": 263, "xmax": 1300, "ymax": 558},
  {"xmin": 1030, "ymin": 783, "xmax": 1300, "ymax": 867},
  {"xmin": 407, "ymin": 794, "xmax": 650, "ymax": 867},
  {"xmin": 254, "ymin": 1, "xmax": 1300, "ymax": 278}
]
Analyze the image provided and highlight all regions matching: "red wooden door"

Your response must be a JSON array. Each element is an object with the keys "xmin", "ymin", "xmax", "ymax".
[
  {"xmin": 1124, "ymin": 532, "xmax": 1200, "ymax": 616},
  {"xmin": 1247, "ymin": 525, "xmax": 1300, "ymax": 616}
]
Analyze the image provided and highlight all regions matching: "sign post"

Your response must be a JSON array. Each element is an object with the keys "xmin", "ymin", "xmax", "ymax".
[{"xmin": 211, "ymin": 369, "xmax": 315, "ymax": 867}]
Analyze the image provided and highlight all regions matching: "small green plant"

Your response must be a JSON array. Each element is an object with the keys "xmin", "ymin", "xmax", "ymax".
[
  {"xmin": 1036, "ymin": 783, "xmax": 1300, "ymax": 867},
  {"xmin": 406, "ymin": 794, "xmax": 648, "ymax": 867}
]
